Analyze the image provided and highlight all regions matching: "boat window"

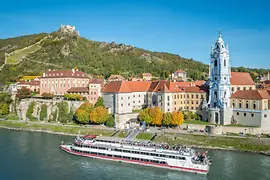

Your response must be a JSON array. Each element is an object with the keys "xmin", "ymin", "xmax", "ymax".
[
  {"xmin": 107, "ymin": 154, "xmax": 112, "ymax": 157},
  {"xmin": 160, "ymin": 154, "xmax": 166, "ymax": 157},
  {"xmin": 169, "ymin": 155, "xmax": 176, "ymax": 159},
  {"xmin": 178, "ymin": 157, "xmax": 186, "ymax": 160}
]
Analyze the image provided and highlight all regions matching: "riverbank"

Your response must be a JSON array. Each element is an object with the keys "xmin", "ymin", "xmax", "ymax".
[{"xmin": 1, "ymin": 120, "xmax": 270, "ymax": 156}]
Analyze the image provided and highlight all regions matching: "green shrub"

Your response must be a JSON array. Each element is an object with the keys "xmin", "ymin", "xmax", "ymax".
[
  {"xmin": 105, "ymin": 115, "xmax": 115, "ymax": 127},
  {"xmin": 26, "ymin": 102, "xmax": 36, "ymax": 121},
  {"xmin": 39, "ymin": 104, "xmax": 47, "ymax": 121}
]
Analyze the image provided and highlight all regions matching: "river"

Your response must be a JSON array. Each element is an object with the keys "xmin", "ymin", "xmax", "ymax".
[{"xmin": 0, "ymin": 129, "xmax": 269, "ymax": 180}]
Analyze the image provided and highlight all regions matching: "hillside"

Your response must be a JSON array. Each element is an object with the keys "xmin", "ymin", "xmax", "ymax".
[{"xmin": 0, "ymin": 27, "xmax": 268, "ymax": 84}]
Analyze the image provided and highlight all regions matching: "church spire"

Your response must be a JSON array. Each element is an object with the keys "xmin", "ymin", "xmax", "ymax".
[{"xmin": 218, "ymin": 28, "xmax": 222, "ymax": 38}]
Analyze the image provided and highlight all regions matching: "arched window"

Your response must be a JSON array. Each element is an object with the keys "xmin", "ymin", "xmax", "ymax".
[
  {"xmin": 214, "ymin": 91, "xmax": 217, "ymax": 98},
  {"xmin": 214, "ymin": 60, "xmax": 217, "ymax": 67},
  {"xmin": 224, "ymin": 59, "xmax": 226, "ymax": 66}
]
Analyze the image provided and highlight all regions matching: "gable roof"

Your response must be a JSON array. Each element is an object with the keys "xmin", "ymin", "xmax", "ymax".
[
  {"xmin": 230, "ymin": 72, "xmax": 255, "ymax": 85},
  {"xmin": 41, "ymin": 69, "xmax": 89, "ymax": 79},
  {"xmin": 67, "ymin": 87, "xmax": 89, "ymax": 93},
  {"xmin": 102, "ymin": 81, "xmax": 131, "ymax": 93},
  {"xmin": 89, "ymin": 78, "xmax": 104, "ymax": 84},
  {"xmin": 231, "ymin": 90, "xmax": 270, "ymax": 100},
  {"xmin": 175, "ymin": 69, "xmax": 186, "ymax": 73}
]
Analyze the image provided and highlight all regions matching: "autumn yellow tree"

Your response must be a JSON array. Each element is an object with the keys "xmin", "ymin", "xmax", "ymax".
[
  {"xmin": 74, "ymin": 109, "xmax": 90, "ymax": 124},
  {"xmin": 149, "ymin": 107, "xmax": 163, "ymax": 126},
  {"xmin": 90, "ymin": 106, "xmax": 109, "ymax": 124},
  {"xmin": 171, "ymin": 111, "xmax": 184, "ymax": 126},
  {"xmin": 79, "ymin": 101, "xmax": 94, "ymax": 113}
]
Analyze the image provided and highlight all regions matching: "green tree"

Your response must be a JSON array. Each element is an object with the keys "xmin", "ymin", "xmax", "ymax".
[
  {"xmin": 90, "ymin": 106, "xmax": 109, "ymax": 124},
  {"xmin": 162, "ymin": 112, "xmax": 172, "ymax": 126},
  {"xmin": 95, "ymin": 97, "xmax": 105, "ymax": 108},
  {"xmin": 26, "ymin": 102, "xmax": 36, "ymax": 121},
  {"xmin": 75, "ymin": 109, "xmax": 89, "ymax": 124},
  {"xmin": 105, "ymin": 114, "xmax": 115, "ymax": 127},
  {"xmin": 139, "ymin": 108, "xmax": 152, "ymax": 125},
  {"xmin": 0, "ymin": 103, "xmax": 9, "ymax": 115},
  {"xmin": 39, "ymin": 104, "xmax": 47, "ymax": 121},
  {"xmin": 57, "ymin": 102, "xmax": 69, "ymax": 123}
]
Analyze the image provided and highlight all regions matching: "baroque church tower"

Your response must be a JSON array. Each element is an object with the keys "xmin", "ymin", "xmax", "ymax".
[{"xmin": 207, "ymin": 31, "xmax": 232, "ymax": 125}]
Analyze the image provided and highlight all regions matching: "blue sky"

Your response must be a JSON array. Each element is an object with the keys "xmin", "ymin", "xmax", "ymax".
[{"xmin": 1, "ymin": 0, "xmax": 269, "ymax": 68}]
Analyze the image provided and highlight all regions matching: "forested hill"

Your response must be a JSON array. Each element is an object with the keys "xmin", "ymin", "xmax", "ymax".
[{"xmin": 0, "ymin": 29, "xmax": 268, "ymax": 84}]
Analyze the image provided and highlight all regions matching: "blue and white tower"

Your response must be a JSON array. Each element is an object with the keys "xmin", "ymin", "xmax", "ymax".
[{"xmin": 208, "ymin": 30, "xmax": 232, "ymax": 125}]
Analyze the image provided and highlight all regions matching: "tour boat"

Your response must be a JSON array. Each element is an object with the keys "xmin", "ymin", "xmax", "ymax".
[{"xmin": 60, "ymin": 134, "xmax": 211, "ymax": 174}]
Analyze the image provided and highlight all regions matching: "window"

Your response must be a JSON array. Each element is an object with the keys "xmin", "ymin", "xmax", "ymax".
[
  {"xmin": 138, "ymin": 101, "xmax": 140, "ymax": 103},
  {"xmin": 196, "ymin": 95, "xmax": 198, "ymax": 99},
  {"xmin": 253, "ymin": 104, "xmax": 256, "ymax": 109},
  {"xmin": 174, "ymin": 102, "xmax": 176, "ymax": 105},
  {"xmin": 128, "ymin": 96, "xmax": 130, "ymax": 99},
  {"xmin": 167, "ymin": 96, "xmax": 170, "ymax": 101},
  {"xmin": 232, "ymin": 103, "xmax": 235, "ymax": 107},
  {"xmin": 167, "ymin": 103, "xmax": 170, "ymax": 106},
  {"xmin": 187, "ymin": 95, "xmax": 189, "ymax": 98},
  {"xmin": 191, "ymin": 95, "xmax": 194, "ymax": 98},
  {"xmin": 251, "ymin": 113, "xmax": 254, "ymax": 117},
  {"xmin": 121, "ymin": 104, "xmax": 123, "ymax": 106},
  {"xmin": 139, "ymin": 95, "xmax": 140, "ymax": 97},
  {"xmin": 224, "ymin": 59, "xmax": 226, "ymax": 66},
  {"xmin": 239, "ymin": 103, "xmax": 242, "ymax": 108},
  {"xmin": 244, "ymin": 113, "xmax": 246, "ymax": 116},
  {"xmin": 201, "ymin": 95, "xmax": 204, "ymax": 99},
  {"xmin": 249, "ymin": 87, "xmax": 252, "ymax": 90},
  {"xmin": 121, "ymin": 97, "xmax": 123, "ymax": 100},
  {"xmin": 128, "ymin": 103, "xmax": 130, "ymax": 106},
  {"xmin": 232, "ymin": 87, "xmax": 234, "ymax": 92},
  {"xmin": 196, "ymin": 101, "xmax": 199, "ymax": 105},
  {"xmin": 243, "ymin": 87, "xmax": 246, "ymax": 90},
  {"xmin": 214, "ymin": 91, "xmax": 217, "ymax": 98},
  {"xmin": 178, "ymin": 95, "xmax": 180, "ymax": 99},
  {"xmin": 214, "ymin": 60, "xmax": 217, "ymax": 66},
  {"xmin": 246, "ymin": 103, "xmax": 249, "ymax": 109},
  {"xmin": 174, "ymin": 95, "xmax": 176, "ymax": 99},
  {"xmin": 168, "ymin": 109, "xmax": 170, "ymax": 112},
  {"xmin": 264, "ymin": 114, "xmax": 268, "ymax": 118},
  {"xmin": 237, "ymin": 87, "xmax": 240, "ymax": 91}
]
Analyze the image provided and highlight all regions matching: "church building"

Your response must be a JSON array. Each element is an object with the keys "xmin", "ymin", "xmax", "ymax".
[{"xmin": 207, "ymin": 31, "xmax": 270, "ymax": 132}]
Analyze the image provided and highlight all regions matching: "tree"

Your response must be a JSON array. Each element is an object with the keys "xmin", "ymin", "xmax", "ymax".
[
  {"xmin": 75, "ymin": 109, "xmax": 89, "ymax": 124},
  {"xmin": 149, "ymin": 107, "xmax": 163, "ymax": 126},
  {"xmin": 139, "ymin": 108, "xmax": 152, "ymax": 125},
  {"xmin": 95, "ymin": 97, "xmax": 105, "ymax": 108},
  {"xmin": 79, "ymin": 101, "xmax": 94, "ymax": 113},
  {"xmin": 16, "ymin": 87, "xmax": 31, "ymax": 99},
  {"xmin": 162, "ymin": 112, "xmax": 172, "ymax": 126},
  {"xmin": 171, "ymin": 111, "xmax": 184, "ymax": 126},
  {"xmin": 90, "ymin": 106, "xmax": 109, "ymax": 124},
  {"xmin": 0, "ymin": 103, "xmax": 9, "ymax": 115},
  {"xmin": 39, "ymin": 104, "xmax": 47, "ymax": 121},
  {"xmin": 26, "ymin": 101, "xmax": 36, "ymax": 121},
  {"xmin": 105, "ymin": 114, "xmax": 115, "ymax": 127},
  {"xmin": 57, "ymin": 102, "xmax": 69, "ymax": 123}
]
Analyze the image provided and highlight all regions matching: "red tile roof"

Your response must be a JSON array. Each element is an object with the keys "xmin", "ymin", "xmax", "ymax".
[
  {"xmin": 67, "ymin": 87, "xmax": 89, "ymax": 93},
  {"xmin": 29, "ymin": 80, "xmax": 40, "ymax": 86},
  {"xmin": 230, "ymin": 72, "xmax": 255, "ymax": 85},
  {"xmin": 89, "ymin": 78, "xmax": 104, "ymax": 84},
  {"xmin": 41, "ymin": 69, "xmax": 89, "ymax": 79},
  {"xmin": 231, "ymin": 90, "xmax": 270, "ymax": 100},
  {"xmin": 194, "ymin": 80, "xmax": 206, "ymax": 86},
  {"xmin": 102, "ymin": 80, "xmax": 207, "ymax": 93}
]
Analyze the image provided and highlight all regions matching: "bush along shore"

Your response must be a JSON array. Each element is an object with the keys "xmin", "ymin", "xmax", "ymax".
[{"xmin": 0, "ymin": 120, "xmax": 270, "ymax": 156}]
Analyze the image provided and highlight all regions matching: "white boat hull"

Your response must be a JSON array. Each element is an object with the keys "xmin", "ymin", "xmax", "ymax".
[{"xmin": 60, "ymin": 145, "xmax": 208, "ymax": 174}]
